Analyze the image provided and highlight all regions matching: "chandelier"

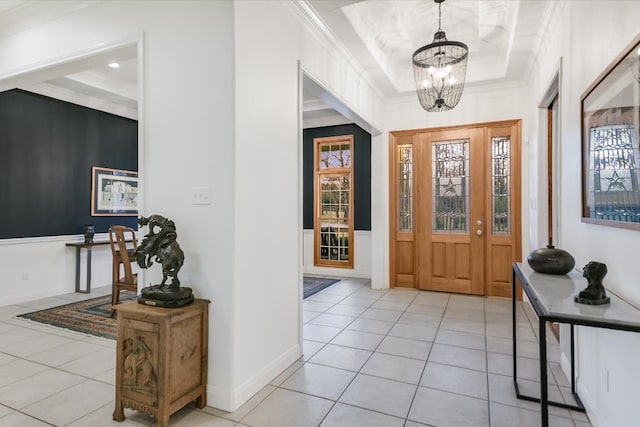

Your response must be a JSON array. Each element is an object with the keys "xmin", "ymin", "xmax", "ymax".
[{"xmin": 412, "ymin": 0, "xmax": 469, "ymax": 112}]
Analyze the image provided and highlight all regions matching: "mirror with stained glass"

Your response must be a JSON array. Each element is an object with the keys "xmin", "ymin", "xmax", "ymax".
[{"xmin": 582, "ymin": 35, "xmax": 640, "ymax": 229}]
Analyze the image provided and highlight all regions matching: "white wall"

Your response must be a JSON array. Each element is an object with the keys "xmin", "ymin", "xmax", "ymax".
[
  {"xmin": 528, "ymin": 2, "xmax": 640, "ymax": 426},
  {"xmin": 231, "ymin": 0, "xmax": 386, "ymax": 405},
  {"xmin": 0, "ymin": 0, "xmax": 387, "ymax": 412},
  {"xmin": 294, "ymin": 1, "xmax": 386, "ymax": 287},
  {"xmin": 0, "ymin": 0, "xmax": 238, "ymax": 410},
  {"xmin": 0, "ymin": 235, "xmax": 113, "ymax": 305},
  {"xmin": 231, "ymin": 0, "xmax": 303, "ymax": 409}
]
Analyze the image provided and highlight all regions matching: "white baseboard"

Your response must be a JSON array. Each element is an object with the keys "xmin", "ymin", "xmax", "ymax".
[
  {"xmin": 207, "ymin": 343, "xmax": 301, "ymax": 412},
  {"xmin": 562, "ymin": 351, "xmax": 604, "ymax": 427},
  {"xmin": 2, "ymin": 287, "xmax": 70, "ymax": 307},
  {"xmin": 207, "ymin": 384, "xmax": 234, "ymax": 413},
  {"xmin": 576, "ymin": 381, "xmax": 605, "ymax": 427}
]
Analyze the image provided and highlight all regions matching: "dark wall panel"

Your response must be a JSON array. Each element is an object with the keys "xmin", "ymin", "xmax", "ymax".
[
  {"xmin": 303, "ymin": 124, "xmax": 371, "ymax": 230},
  {"xmin": 0, "ymin": 89, "xmax": 138, "ymax": 239}
]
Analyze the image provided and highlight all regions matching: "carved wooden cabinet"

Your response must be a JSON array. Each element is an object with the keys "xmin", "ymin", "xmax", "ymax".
[{"xmin": 113, "ymin": 299, "xmax": 210, "ymax": 427}]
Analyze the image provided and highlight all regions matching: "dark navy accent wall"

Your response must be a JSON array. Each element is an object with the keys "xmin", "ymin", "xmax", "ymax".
[
  {"xmin": 303, "ymin": 124, "xmax": 371, "ymax": 230},
  {"xmin": 0, "ymin": 89, "xmax": 138, "ymax": 239}
]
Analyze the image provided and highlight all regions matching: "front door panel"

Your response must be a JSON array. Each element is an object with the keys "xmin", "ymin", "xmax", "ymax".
[{"xmin": 417, "ymin": 128, "xmax": 485, "ymax": 294}]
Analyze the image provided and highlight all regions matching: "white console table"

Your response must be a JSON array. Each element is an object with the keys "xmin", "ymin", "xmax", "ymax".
[{"xmin": 512, "ymin": 262, "xmax": 640, "ymax": 427}]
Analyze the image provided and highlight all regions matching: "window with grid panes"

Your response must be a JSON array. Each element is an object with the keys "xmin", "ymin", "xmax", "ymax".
[{"xmin": 314, "ymin": 135, "xmax": 354, "ymax": 268}]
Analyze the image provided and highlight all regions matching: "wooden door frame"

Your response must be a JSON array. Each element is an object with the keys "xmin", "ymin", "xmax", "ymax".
[{"xmin": 389, "ymin": 119, "xmax": 522, "ymax": 299}]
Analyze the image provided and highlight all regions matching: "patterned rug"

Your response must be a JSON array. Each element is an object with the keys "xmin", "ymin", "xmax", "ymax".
[
  {"xmin": 17, "ymin": 291, "xmax": 137, "ymax": 340},
  {"xmin": 303, "ymin": 276, "xmax": 340, "ymax": 299},
  {"xmin": 17, "ymin": 280, "xmax": 336, "ymax": 338}
]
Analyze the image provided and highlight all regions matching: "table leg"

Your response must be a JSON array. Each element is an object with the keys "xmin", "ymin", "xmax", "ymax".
[
  {"xmin": 113, "ymin": 317, "xmax": 125, "ymax": 422},
  {"xmin": 86, "ymin": 246, "xmax": 92, "ymax": 293},
  {"xmin": 112, "ymin": 403, "xmax": 124, "ymax": 422},
  {"xmin": 195, "ymin": 389, "xmax": 206, "ymax": 409},
  {"xmin": 512, "ymin": 268, "xmax": 518, "ymax": 387},
  {"xmin": 75, "ymin": 246, "xmax": 91, "ymax": 294},
  {"xmin": 571, "ymin": 324, "xmax": 576, "ymax": 394},
  {"xmin": 74, "ymin": 247, "xmax": 81, "ymax": 293},
  {"xmin": 539, "ymin": 317, "xmax": 548, "ymax": 427}
]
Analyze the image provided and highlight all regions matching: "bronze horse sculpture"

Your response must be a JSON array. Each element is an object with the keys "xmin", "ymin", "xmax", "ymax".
[{"xmin": 135, "ymin": 215, "xmax": 184, "ymax": 288}]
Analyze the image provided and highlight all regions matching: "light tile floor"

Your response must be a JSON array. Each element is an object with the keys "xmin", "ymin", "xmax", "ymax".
[{"xmin": 0, "ymin": 279, "xmax": 593, "ymax": 426}]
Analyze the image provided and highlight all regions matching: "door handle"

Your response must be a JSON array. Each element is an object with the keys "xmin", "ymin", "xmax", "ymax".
[{"xmin": 476, "ymin": 230, "xmax": 483, "ymax": 236}]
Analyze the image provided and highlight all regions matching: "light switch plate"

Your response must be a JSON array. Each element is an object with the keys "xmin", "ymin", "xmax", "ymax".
[{"xmin": 191, "ymin": 186, "xmax": 212, "ymax": 205}]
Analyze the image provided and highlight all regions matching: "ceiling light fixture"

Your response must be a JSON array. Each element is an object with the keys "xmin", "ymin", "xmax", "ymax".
[
  {"xmin": 108, "ymin": 62, "xmax": 120, "ymax": 69},
  {"xmin": 412, "ymin": 0, "xmax": 468, "ymax": 112}
]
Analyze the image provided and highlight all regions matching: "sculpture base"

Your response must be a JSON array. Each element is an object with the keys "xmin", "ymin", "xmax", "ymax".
[
  {"xmin": 138, "ymin": 285, "xmax": 194, "ymax": 308},
  {"xmin": 574, "ymin": 296, "xmax": 610, "ymax": 305}
]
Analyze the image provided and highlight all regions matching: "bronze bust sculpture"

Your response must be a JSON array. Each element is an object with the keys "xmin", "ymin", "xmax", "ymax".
[
  {"xmin": 135, "ymin": 214, "xmax": 193, "ymax": 307},
  {"xmin": 575, "ymin": 261, "xmax": 610, "ymax": 305}
]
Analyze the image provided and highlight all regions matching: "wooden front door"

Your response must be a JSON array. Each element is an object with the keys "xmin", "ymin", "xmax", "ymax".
[
  {"xmin": 390, "ymin": 120, "xmax": 521, "ymax": 297},
  {"xmin": 417, "ymin": 127, "xmax": 485, "ymax": 294}
]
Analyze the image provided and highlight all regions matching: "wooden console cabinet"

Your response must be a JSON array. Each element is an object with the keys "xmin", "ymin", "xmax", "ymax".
[{"xmin": 113, "ymin": 299, "xmax": 210, "ymax": 427}]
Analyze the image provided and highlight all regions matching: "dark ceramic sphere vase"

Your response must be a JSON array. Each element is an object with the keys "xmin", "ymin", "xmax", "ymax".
[{"xmin": 527, "ymin": 245, "xmax": 575, "ymax": 275}]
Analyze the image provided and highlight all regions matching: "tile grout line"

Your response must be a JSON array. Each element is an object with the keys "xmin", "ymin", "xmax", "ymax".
[
  {"xmin": 283, "ymin": 280, "xmax": 364, "ymax": 427},
  {"xmin": 268, "ymin": 280, "xmax": 372, "ymax": 427},
  {"xmin": 313, "ymin": 283, "xmax": 392, "ymax": 427},
  {"xmin": 403, "ymin": 291, "xmax": 451, "ymax": 426},
  {"xmin": 484, "ymin": 297, "xmax": 492, "ymax": 426},
  {"xmin": 300, "ymin": 285, "xmax": 429, "ymax": 425}
]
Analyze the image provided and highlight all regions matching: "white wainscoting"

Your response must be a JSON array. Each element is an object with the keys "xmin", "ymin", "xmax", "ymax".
[{"xmin": 302, "ymin": 229, "xmax": 371, "ymax": 279}]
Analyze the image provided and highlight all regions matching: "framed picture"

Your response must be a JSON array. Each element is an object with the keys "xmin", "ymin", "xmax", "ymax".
[
  {"xmin": 91, "ymin": 166, "xmax": 139, "ymax": 216},
  {"xmin": 581, "ymin": 34, "xmax": 640, "ymax": 230}
]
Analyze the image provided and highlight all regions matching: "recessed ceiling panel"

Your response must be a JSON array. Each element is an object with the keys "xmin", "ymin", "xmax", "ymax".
[{"xmin": 308, "ymin": 0, "xmax": 553, "ymax": 98}]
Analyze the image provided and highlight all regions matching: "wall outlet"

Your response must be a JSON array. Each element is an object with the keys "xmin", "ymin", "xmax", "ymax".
[
  {"xmin": 191, "ymin": 186, "xmax": 212, "ymax": 205},
  {"xmin": 21, "ymin": 272, "xmax": 29, "ymax": 280}
]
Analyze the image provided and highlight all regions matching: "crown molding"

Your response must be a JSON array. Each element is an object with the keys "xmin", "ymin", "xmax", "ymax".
[
  {"xmin": 286, "ymin": 0, "xmax": 385, "ymax": 107},
  {"xmin": 0, "ymin": 1, "xmax": 96, "ymax": 39}
]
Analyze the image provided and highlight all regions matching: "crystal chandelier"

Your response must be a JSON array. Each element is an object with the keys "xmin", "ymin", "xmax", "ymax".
[{"xmin": 412, "ymin": 0, "xmax": 469, "ymax": 112}]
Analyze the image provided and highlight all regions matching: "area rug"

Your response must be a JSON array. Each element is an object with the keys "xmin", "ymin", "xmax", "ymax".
[
  {"xmin": 303, "ymin": 276, "xmax": 340, "ymax": 299},
  {"xmin": 17, "ymin": 291, "xmax": 136, "ymax": 340}
]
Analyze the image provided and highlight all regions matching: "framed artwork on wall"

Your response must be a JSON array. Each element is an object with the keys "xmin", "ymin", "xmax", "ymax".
[
  {"xmin": 91, "ymin": 166, "xmax": 139, "ymax": 216},
  {"xmin": 581, "ymin": 34, "xmax": 640, "ymax": 230}
]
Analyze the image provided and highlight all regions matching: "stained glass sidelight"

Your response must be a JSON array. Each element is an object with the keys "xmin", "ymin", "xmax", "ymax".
[
  {"xmin": 398, "ymin": 145, "xmax": 413, "ymax": 231},
  {"xmin": 432, "ymin": 140, "xmax": 469, "ymax": 233},
  {"xmin": 588, "ymin": 124, "xmax": 640, "ymax": 222},
  {"xmin": 319, "ymin": 176, "xmax": 350, "ymax": 261},
  {"xmin": 492, "ymin": 137, "xmax": 511, "ymax": 234}
]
